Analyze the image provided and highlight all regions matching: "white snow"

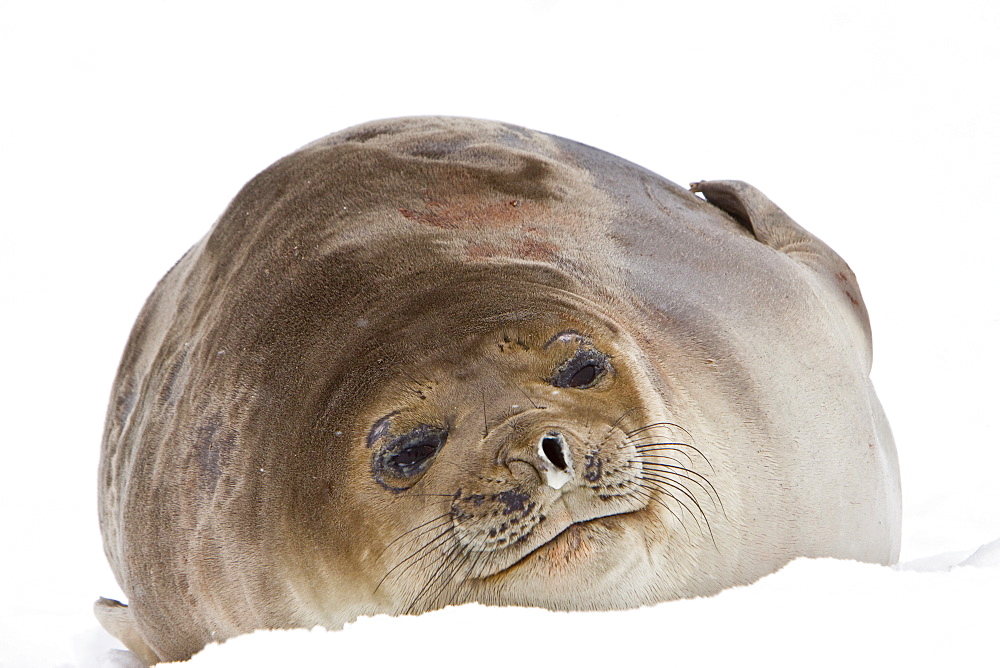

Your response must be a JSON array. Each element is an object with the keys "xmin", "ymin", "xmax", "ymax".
[
  {"xmin": 959, "ymin": 538, "xmax": 1000, "ymax": 569},
  {"xmin": 177, "ymin": 559, "xmax": 1000, "ymax": 667},
  {"xmin": 2, "ymin": 2, "xmax": 998, "ymax": 667}
]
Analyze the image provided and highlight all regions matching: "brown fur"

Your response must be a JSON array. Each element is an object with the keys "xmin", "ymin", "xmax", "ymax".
[{"xmin": 98, "ymin": 117, "xmax": 900, "ymax": 663}]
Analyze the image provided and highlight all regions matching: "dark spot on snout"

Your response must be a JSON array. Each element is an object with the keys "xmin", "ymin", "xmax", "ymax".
[
  {"xmin": 585, "ymin": 452, "xmax": 603, "ymax": 483},
  {"xmin": 464, "ymin": 494, "xmax": 486, "ymax": 506},
  {"xmin": 494, "ymin": 489, "xmax": 532, "ymax": 516}
]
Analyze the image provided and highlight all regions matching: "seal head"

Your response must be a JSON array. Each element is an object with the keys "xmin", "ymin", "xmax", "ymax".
[{"xmin": 97, "ymin": 117, "xmax": 901, "ymax": 663}]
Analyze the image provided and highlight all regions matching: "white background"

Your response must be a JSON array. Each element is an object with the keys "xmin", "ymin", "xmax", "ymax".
[{"xmin": 2, "ymin": 1, "xmax": 997, "ymax": 666}]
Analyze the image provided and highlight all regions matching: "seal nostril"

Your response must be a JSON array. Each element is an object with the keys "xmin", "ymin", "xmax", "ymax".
[{"xmin": 541, "ymin": 434, "xmax": 568, "ymax": 471}]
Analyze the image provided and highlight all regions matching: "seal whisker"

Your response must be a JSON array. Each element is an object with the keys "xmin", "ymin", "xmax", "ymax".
[
  {"xmin": 631, "ymin": 439, "xmax": 697, "ymax": 449},
  {"xmin": 610, "ymin": 407, "xmax": 641, "ymax": 431},
  {"xmin": 629, "ymin": 446, "xmax": 690, "ymax": 468},
  {"xmin": 589, "ymin": 407, "xmax": 640, "ymax": 455},
  {"xmin": 640, "ymin": 460, "xmax": 726, "ymax": 517},
  {"xmin": 398, "ymin": 535, "xmax": 462, "ymax": 608},
  {"xmin": 640, "ymin": 469, "xmax": 707, "ymax": 517},
  {"xmin": 623, "ymin": 424, "xmax": 713, "ymax": 466},
  {"xmin": 638, "ymin": 473, "xmax": 716, "ymax": 547},
  {"xmin": 636, "ymin": 455, "xmax": 717, "ymax": 489},
  {"xmin": 377, "ymin": 520, "xmax": 456, "ymax": 592},
  {"xmin": 626, "ymin": 435, "xmax": 686, "ymax": 447},
  {"xmin": 406, "ymin": 540, "xmax": 468, "ymax": 614},
  {"xmin": 624, "ymin": 480, "xmax": 692, "ymax": 542},
  {"xmin": 376, "ymin": 512, "xmax": 451, "ymax": 561},
  {"xmin": 628, "ymin": 435, "xmax": 699, "ymax": 448},
  {"xmin": 512, "ymin": 382, "xmax": 543, "ymax": 410},
  {"xmin": 469, "ymin": 546, "xmax": 503, "ymax": 581},
  {"xmin": 376, "ymin": 512, "xmax": 455, "ymax": 589},
  {"xmin": 454, "ymin": 545, "xmax": 496, "ymax": 594},
  {"xmin": 616, "ymin": 481, "xmax": 671, "ymax": 534},
  {"xmin": 626, "ymin": 422, "xmax": 694, "ymax": 440},
  {"xmin": 635, "ymin": 477, "xmax": 707, "ymax": 542},
  {"xmin": 482, "ymin": 391, "xmax": 489, "ymax": 438},
  {"xmin": 420, "ymin": 547, "xmax": 470, "ymax": 612},
  {"xmin": 630, "ymin": 439, "xmax": 716, "ymax": 473}
]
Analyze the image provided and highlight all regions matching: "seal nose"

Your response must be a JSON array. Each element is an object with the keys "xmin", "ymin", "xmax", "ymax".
[{"xmin": 538, "ymin": 431, "xmax": 573, "ymax": 490}]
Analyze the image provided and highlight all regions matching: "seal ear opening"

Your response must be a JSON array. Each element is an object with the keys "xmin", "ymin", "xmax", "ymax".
[{"xmin": 94, "ymin": 597, "xmax": 159, "ymax": 666}]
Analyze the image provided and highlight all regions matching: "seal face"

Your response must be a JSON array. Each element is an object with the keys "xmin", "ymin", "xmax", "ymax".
[
  {"xmin": 96, "ymin": 117, "xmax": 901, "ymax": 664},
  {"xmin": 360, "ymin": 321, "xmax": 688, "ymax": 600}
]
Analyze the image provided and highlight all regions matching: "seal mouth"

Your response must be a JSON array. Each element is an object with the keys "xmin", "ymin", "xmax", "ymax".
[{"xmin": 477, "ymin": 509, "xmax": 637, "ymax": 581}]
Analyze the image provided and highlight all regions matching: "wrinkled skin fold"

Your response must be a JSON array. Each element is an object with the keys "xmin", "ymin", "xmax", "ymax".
[{"xmin": 96, "ymin": 117, "xmax": 901, "ymax": 664}]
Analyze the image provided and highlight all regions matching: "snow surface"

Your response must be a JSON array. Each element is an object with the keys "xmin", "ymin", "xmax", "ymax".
[
  {"xmin": 2, "ymin": 1, "xmax": 998, "ymax": 667},
  {"xmin": 181, "ymin": 557, "xmax": 1000, "ymax": 668}
]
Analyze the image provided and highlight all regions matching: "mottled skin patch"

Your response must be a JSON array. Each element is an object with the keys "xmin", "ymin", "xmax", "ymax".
[
  {"xmin": 512, "ymin": 237, "xmax": 559, "ymax": 262},
  {"xmin": 399, "ymin": 195, "xmax": 534, "ymax": 230},
  {"xmin": 495, "ymin": 489, "xmax": 532, "ymax": 515},
  {"xmin": 193, "ymin": 416, "xmax": 237, "ymax": 494},
  {"xmin": 585, "ymin": 452, "xmax": 603, "ymax": 483},
  {"xmin": 462, "ymin": 234, "xmax": 559, "ymax": 262}
]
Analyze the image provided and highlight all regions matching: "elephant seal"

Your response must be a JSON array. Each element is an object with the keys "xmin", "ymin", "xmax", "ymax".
[{"xmin": 96, "ymin": 116, "xmax": 901, "ymax": 664}]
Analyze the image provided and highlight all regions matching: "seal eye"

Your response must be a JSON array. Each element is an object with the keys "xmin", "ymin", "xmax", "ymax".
[
  {"xmin": 552, "ymin": 349, "xmax": 610, "ymax": 389},
  {"xmin": 568, "ymin": 364, "xmax": 598, "ymax": 388},
  {"xmin": 392, "ymin": 440, "xmax": 438, "ymax": 469},
  {"xmin": 381, "ymin": 426, "xmax": 447, "ymax": 478}
]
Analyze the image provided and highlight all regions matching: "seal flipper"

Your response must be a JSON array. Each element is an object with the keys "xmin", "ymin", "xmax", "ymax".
[
  {"xmin": 94, "ymin": 597, "xmax": 160, "ymax": 666},
  {"xmin": 691, "ymin": 179, "xmax": 873, "ymax": 369}
]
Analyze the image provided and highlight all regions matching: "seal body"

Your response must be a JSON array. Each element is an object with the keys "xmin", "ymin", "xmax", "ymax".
[{"xmin": 97, "ymin": 117, "xmax": 901, "ymax": 663}]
